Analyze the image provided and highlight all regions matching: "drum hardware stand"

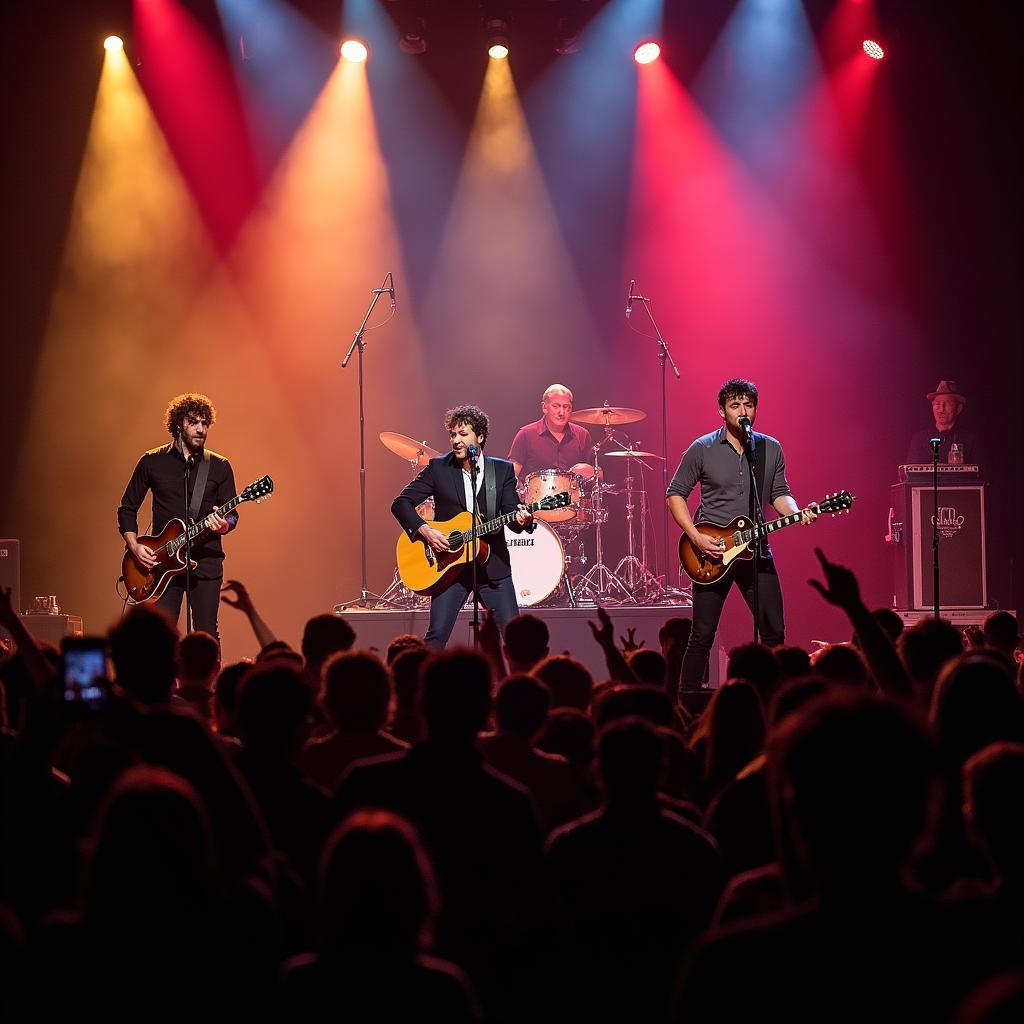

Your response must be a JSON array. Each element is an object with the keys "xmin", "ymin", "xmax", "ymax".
[
  {"xmin": 573, "ymin": 440, "xmax": 636, "ymax": 605},
  {"xmin": 337, "ymin": 272, "xmax": 397, "ymax": 610},
  {"xmin": 613, "ymin": 453, "xmax": 664, "ymax": 601}
]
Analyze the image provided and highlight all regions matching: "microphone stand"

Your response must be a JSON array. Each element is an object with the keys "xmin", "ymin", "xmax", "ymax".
[
  {"xmin": 626, "ymin": 285, "xmax": 683, "ymax": 594},
  {"xmin": 930, "ymin": 435, "xmax": 942, "ymax": 617},
  {"xmin": 182, "ymin": 448, "xmax": 194, "ymax": 633},
  {"xmin": 338, "ymin": 273, "xmax": 396, "ymax": 610},
  {"xmin": 744, "ymin": 428, "xmax": 766, "ymax": 643},
  {"xmin": 469, "ymin": 452, "xmax": 480, "ymax": 648}
]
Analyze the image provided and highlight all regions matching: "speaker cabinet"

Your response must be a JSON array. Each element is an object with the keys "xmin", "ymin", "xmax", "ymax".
[
  {"xmin": 891, "ymin": 482, "xmax": 987, "ymax": 609},
  {"xmin": 19, "ymin": 614, "xmax": 84, "ymax": 646},
  {"xmin": 0, "ymin": 539, "xmax": 19, "ymax": 618}
]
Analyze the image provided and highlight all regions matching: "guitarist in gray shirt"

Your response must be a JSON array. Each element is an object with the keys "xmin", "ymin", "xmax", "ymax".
[{"xmin": 666, "ymin": 379, "xmax": 815, "ymax": 698}]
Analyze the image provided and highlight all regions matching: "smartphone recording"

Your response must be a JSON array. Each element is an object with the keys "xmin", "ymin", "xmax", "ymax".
[{"xmin": 61, "ymin": 636, "xmax": 110, "ymax": 712}]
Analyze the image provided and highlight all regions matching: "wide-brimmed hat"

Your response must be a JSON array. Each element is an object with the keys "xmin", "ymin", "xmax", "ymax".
[{"xmin": 926, "ymin": 380, "xmax": 966, "ymax": 406}]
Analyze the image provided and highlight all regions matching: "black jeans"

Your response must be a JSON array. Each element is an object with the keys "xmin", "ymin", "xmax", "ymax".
[
  {"xmin": 679, "ymin": 558, "xmax": 785, "ymax": 698},
  {"xmin": 424, "ymin": 572, "xmax": 520, "ymax": 649},
  {"xmin": 155, "ymin": 574, "xmax": 222, "ymax": 641}
]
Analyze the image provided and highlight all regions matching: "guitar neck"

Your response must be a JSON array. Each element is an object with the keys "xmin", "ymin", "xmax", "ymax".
[
  {"xmin": 466, "ymin": 502, "xmax": 541, "ymax": 542},
  {"xmin": 169, "ymin": 493, "xmax": 243, "ymax": 553},
  {"xmin": 740, "ymin": 506, "xmax": 810, "ymax": 545}
]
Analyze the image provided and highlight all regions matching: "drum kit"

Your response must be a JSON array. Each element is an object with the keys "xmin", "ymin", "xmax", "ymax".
[{"xmin": 373, "ymin": 404, "xmax": 691, "ymax": 610}]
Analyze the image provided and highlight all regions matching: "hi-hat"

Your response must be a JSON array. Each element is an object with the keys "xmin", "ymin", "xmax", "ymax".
[
  {"xmin": 603, "ymin": 448, "xmax": 664, "ymax": 459},
  {"xmin": 379, "ymin": 431, "xmax": 440, "ymax": 466},
  {"xmin": 571, "ymin": 405, "xmax": 646, "ymax": 426}
]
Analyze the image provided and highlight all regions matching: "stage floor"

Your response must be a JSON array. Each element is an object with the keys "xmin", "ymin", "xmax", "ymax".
[{"xmin": 335, "ymin": 602, "xmax": 718, "ymax": 685}]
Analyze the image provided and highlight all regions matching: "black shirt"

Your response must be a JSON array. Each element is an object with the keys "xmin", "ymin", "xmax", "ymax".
[{"xmin": 118, "ymin": 443, "xmax": 239, "ymax": 578}]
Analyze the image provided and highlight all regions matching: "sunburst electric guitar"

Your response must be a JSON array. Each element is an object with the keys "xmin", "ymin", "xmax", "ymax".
[
  {"xmin": 397, "ymin": 492, "xmax": 571, "ymax": 596},
  {"xmin": 678, "ymin": 490, "xmax": 855, "ymax": 585},
  {"xmin": 120, "ymin": 475, "xmax": 275, "ymax": 604}
]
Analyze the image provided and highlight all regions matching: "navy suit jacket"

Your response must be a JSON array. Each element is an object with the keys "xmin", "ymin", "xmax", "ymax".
[{"xmin": 391, "ymin": 452, "xmax": 532, "ymax": 581}]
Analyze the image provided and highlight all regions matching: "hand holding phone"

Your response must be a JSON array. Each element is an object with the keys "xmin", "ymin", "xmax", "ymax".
[{"xmin": 61, "ymin": 636, "xmax": 110, "ymax": 712}]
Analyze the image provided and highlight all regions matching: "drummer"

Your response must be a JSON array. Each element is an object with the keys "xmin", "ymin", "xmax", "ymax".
[{"xmin": 508, "ymin": 384, "xmax": 594, "ymax": 482}]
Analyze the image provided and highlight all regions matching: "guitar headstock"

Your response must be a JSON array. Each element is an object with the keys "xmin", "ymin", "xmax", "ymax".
[
  {"xmin": 536, "ymin": 491, "xmax": 571, "ymax": 511},
  {"xmin": 817, "ymin": 490, "xmax": 854, "ymax": 516},
  {"xmin": 241, "ymin": 475, "xmax": 275, "ymax": 503}
]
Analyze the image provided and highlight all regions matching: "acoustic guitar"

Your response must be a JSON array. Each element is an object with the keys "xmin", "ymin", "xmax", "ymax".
[
  {"xmin": 120, "ymin": 475, "xmax": 275, "ymax": 604},
  {"xmin": 397, "ymin": 492, "xmax": 570, "ymax": 596},
  {"xmin": 678, "ymin": 491, "xmax": 854, "ymax": 585}
]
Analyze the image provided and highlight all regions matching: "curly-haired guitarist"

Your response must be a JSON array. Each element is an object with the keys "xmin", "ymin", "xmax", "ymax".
[
  {"xmin": 392, "ymin": 404, "xmax": 534, "ymax": 648},
  {"xmin": 117, "ymin": 393, "xmax": 238, "ymax": 638}
]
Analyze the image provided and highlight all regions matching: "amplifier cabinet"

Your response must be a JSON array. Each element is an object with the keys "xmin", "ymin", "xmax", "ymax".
[
  {"xmin": 0, "ymin": 540, "xmax": 19, "ymax": 622},
  {"xmin": 19, "ymin": 614, "xmax": 85, "ymax": 647},
  {"xmin": 891, "ymin": 482, "xmax": 987, "ymax": 609}
]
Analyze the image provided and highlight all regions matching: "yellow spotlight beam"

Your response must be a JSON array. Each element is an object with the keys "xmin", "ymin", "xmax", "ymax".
[{"xmin": 420, "ymin": 56, "xmax": 595, "ymax": 376}]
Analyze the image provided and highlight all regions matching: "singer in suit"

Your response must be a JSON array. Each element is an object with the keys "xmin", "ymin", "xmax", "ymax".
[
  {"xmin": 392, "ymin": 404, "xmax": 535, "ymax": 648},
  {"xmin": 666, "ymin": 379, "xmax": 815, "ymax": 699},
  {"xmin": 117, "ymin": 393, "xmax": 239, "ymax": 638}
]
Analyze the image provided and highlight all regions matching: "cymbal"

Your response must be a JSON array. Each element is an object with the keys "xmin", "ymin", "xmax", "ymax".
[
  {"xmin": 603, "ymin": 449, "xmax": 664, "ymax": 460},
  {"xmin": 570, "ymin": 406, "xmax": 647, "ymax": 426},
  {"xmin": 379, "ymin": 431, "xmax": 440, "ymax": 466}
]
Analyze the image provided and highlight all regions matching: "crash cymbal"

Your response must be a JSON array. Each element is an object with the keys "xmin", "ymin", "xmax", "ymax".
[
  {"xmin": 570, "ymin": 405, "xmax": 647, "ymax": 426},
  {"xmin": 602, "ymin": 448, "xmax": 664, "ymax": 459},
  {"xmin": 379, "ymin": 431, "xmax": 440, "ymax": 466}
]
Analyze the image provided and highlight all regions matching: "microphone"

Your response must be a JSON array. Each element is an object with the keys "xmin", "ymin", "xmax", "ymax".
[
  {"xmin": 374, "ymin": 273, "xmax": 396, "ymax": 309},
  {"xmin": 466, "ymin": 443, "xmax": 479, "ymax": 460},
  {"xmin": 625, "ymin": 279, "xmax": 635, "ymax": 319},
  {"xmin": 738, "ymin": 416, "xmax": 755, "ymax": 448}
]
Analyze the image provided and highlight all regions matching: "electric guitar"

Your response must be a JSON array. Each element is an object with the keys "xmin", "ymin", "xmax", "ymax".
[
  {"xmin": 120, "ymin": 475, "xmax": 275, "ymax": 604},
  {"xmin": 396, "ymin": 492, "xmax": 571, "ymax": 596},
  {"xmin": 678, "ymin": 491, "xmax": 854, "ymax": 585}
]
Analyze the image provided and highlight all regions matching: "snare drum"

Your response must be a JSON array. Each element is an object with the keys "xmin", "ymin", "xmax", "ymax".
[
  {"xmin": 505, "ymin": 521, "xmax": 565, "ymax": 607},
  {"xmin": 524, "ymin": 469, "xmax": 581, "ymax": 523}
]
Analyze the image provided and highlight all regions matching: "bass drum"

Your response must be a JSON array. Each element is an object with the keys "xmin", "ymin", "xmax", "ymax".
[{"xmin": 505, "ymin": 521, "xmax": 565, "ymax": 608}]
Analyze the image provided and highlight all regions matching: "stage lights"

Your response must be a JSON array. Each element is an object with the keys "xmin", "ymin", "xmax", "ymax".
[
  {"xmin": 486, "ymin": 19, "xmax": 510, "ymax": 59},
  {"xmin": 633, "ymin": 41, "xmax": 661, "ymax": 65},
  {"xmin": 863, "ymin": 39, "xmax": 885, "ymax": 60},
  {"xmin": 340, "ymin": 38, "xmax": 369, "ymax": 63},
  {"xmin": 103, "ymin": 35, "xmax": 124, "ymax": 52}
]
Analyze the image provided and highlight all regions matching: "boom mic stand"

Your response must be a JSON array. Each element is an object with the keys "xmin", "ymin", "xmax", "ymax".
[
  {"xmin": 337, "ymin": 273, "xmax": 397, "ymax": 610},
  {"xmin": 930, "ymin": 435, "xmax": 942, "ymax": 617},
  {"xmin": 743, "ymin": 426, "xmax": 766, "ymax": 643},
  {"xmin": 469, "ymin": 451, "xmax": 480, "ymax": 647},
  {"xmin": 625, "ymin": 280, "xmax": 686, "ymax": 598}
]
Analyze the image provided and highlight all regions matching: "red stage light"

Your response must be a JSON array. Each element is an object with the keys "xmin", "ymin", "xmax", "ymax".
[
  {"xmin": 634, "ymin": 41, "xmax": 661, "ymax": 66},
  {"xmin": 863, "ymin": 39, "xmax": 884, "ymax": 60}
]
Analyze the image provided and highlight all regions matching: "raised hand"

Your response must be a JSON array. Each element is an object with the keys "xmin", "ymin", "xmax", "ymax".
[
  {"xmin": 588, "ymin": 606, "xmax": 615, "ymax": 649},
  {"xmin": 808, "ymin": 547, "xmax": 862, "ymax": 612},
  {"xmin": 221, "ymin": 579, "xmax": 255, "ymax": 615},
  {"xmin": 620, "ymin": 626, "xmax": 646, "ymax": 653}
]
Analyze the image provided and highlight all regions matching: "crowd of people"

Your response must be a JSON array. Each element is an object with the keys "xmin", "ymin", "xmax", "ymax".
[{"xmin": 0, "ymin": 557, "xmax": 1022, "ymax": 1021}]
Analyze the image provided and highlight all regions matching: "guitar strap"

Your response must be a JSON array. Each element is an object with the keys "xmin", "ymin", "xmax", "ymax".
[
  {"xmin": 188, "ymin": 450, "xmax": 211, "ymax": 525},
  {"xmin": 484, "ymin": 456, "xmax": 497, "ymax": 523}
]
